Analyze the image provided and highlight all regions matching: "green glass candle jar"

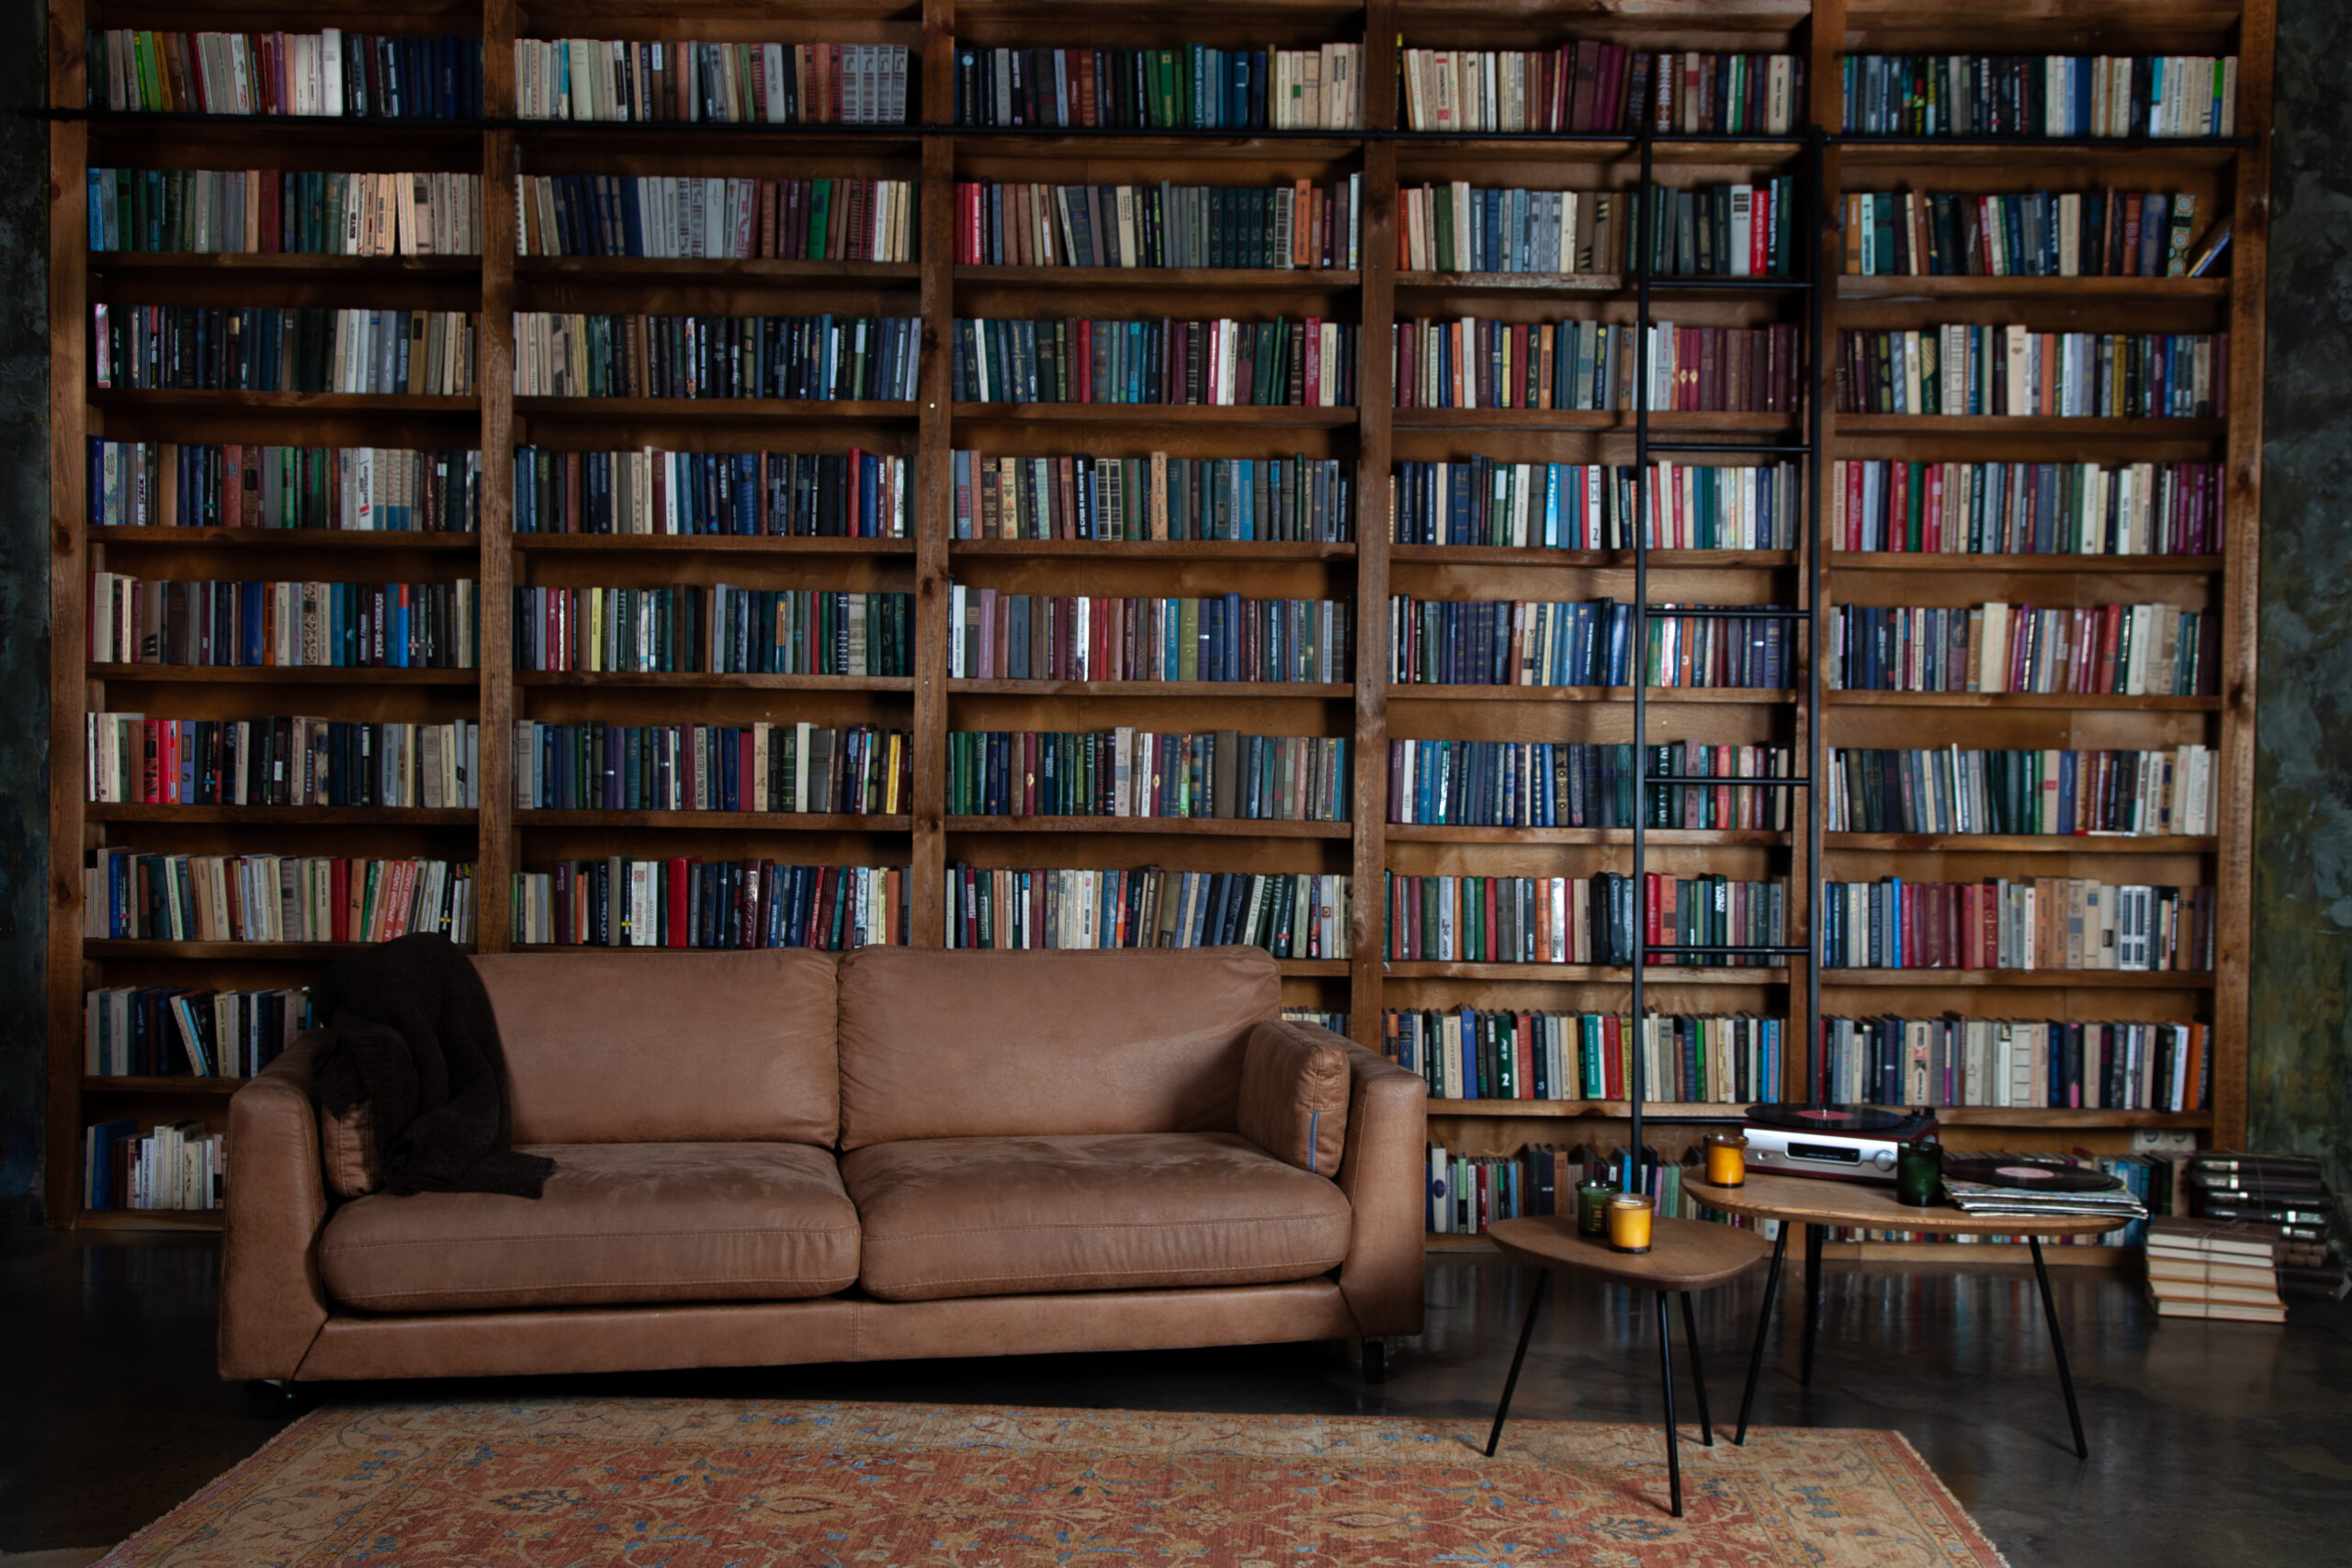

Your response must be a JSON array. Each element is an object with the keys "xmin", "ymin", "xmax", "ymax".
[
  {"xmin": 1895, "ymin": 1139, "xmax": 1944, "ymax": 1206},
  {"xmin": 1576, "ymin": 1179, "xmax": 1618, "ymax": 1236}
]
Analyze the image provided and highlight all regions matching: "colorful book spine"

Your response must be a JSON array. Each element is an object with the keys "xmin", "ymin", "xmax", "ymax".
[
  {"xmin": 1381, "ymin": 872, "xmax": 1786, "ymax": 966},
  {"xmin": 512, "ymin": 314, "xmax": 920, "ymax": 400},
  {"xmin": 515, "ymin": 175, "xmax": 914, "ymax": 260},
  {"xmin": 1820, "ymin": 1013, "xmax": 2210, "ymax": 1113},
  {"xmin": 956, "ymin": 452, "xmax": 1350, "ymax": 542},
  {"xmin": 1831, "ymin": 459, "xmax": 2221, "ymax": 555},
  {"xmin": 91, "ymin": 305, "xmax": 477, "ymax": 394},
  {"xmin": 1388, "ymin": 739, "xmax": 1795, "ymax": 829},
  {"xmin": 89, "ymin": 169, "xmax": 480, "ymax": 254},
  {"xmin": 1398, "ymin": 48, "xmax": 1804, "ymax": 134},
  {"xmin": 87, "ymin": 440, "xmax": 480, "ymax": 532},
  {"xmin": 952, "ymin": 45, "xmax": 1363, "ymax": 130},
  {"xmin": 1826, "ymin": 745, "xmax": 2216, "ymax": 836},
  {"xmin": 85, "ymin": 576, "xmax": 479, "ymax": 669},
  {"xmin": 957, "ymin": 178, "xmax": 1360, "ymax": 269},
  {"xmin": 87, "ymin": 29, "xmax": 484, "ymax": 118},
  {"xmin": 1388, "ymin": 1008, "xmax": 1784, "ymax": 1105},
  {"xmin": 947, "ymin": 729, "xmax": 1349, "ymax": 821},
  {"xmin": 1838, "ymin": 54, "xmax": 2238, "ymax": 138},
  {"xmin": 1828, "ymin": 602, "xmax": 2214, "ymax": 695},
  {"xmin": 511, "ymin": 722, "xmax": 909, "ymax": 816},
  {"xmin": 514, "ymin": 40, "xmax": 910, "ymax": 124},
  {"xmin": 1392, "ymin": 458, "xmax": 1798, "ymax": 548},
  {"xmin": 1835, "ymin": 325, "xmax": 2226, "ymax": 417},
  {"xmin": 952, "ymin": 317, "xmax": 1356, "ymax": 406},
  {"xmin": 511, "ymin": 587, "xmax": 910, "ymax": 676},
  {"xmin": 514, "ymin": 448, "xmax": 909, "ymax": 537},
  {"xmin": 945, "ymin": 588, "xmax": 1350, "ymax": 683},
  {"xmin": 84, "ymin": 986, "xmax": 311, "ymax": 1077},
  {"xmin": 83, "ymin": 850, "xmax": 477, "ymax": 942},
  {"xmin": 945, "ymin": 865, "xmax": 1350, "ymax": 958},
  {"xmin": 1394, "ymin": 318, "xmax": 1800, "ymax": 412},
  {"xmin": 1388, "ymin": 597, "xmax": 1791, "ymax": 689},
  {"xmin": 87, "ymin": 715, "xmax": 481, "ymax": 808},
  {"xmin": 1819, "ymin": 877, "xmax": 2218, "ymax": 972},
  {"xmin": 511, "ymin": 862, "xmax": 907, "ymax": 948},
  {"xmin": 1843, "ymin": 187, "xmax": 2201, "ymax": 277}
]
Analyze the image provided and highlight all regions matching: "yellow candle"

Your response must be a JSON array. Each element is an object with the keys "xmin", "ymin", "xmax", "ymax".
[
  {"xmin": 1704, "ymin": 1133, "xmax": 1748, "ymax": 1187},
  {"xmin": 1608, "ymin": 1193, "xmax": 1655, "ymax": 1253}
]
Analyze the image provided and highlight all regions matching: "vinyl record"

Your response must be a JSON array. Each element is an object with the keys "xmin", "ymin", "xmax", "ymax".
[
  {"xmin": 1744, "ymin": 1103, "xmax": 1917, "ymax": 1135},
  {"xmin": 1942, "ymin": 1156, "xmax": 2125, "ymax": 1193}
]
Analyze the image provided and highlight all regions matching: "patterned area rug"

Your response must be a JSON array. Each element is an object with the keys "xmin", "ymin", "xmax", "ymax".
[{"xmin": 96, "ymin": 1398, "xmax": 2007, "ymax": 1566}]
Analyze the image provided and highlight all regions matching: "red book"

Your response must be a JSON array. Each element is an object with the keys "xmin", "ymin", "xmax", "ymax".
[
  {"xmin": 1889, "ymin": 460, "xmax": 1911, "ymax": 551},
  {"xmin": 1604, "ymin": 1014, "xmax": 1624, "ymax": 1099},
  {"xmin": 1515, "ymin": 1017, "xmax": 1534, "ymax": 1100},
  {"xmin": 1644, "ymin": 873, "xmax": 1663, "ymax": 964},
  {"xmin": 667, "ymin": 857, "xmax": 689, "ymax": 946},
  {"xmin": 758, "ymin": 179, "xmax": 777, "ymax": 258}
]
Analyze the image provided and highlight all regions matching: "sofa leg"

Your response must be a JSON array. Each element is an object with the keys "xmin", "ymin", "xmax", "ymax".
[
  {"xmin": 249, "ymin": 1379, "xmax": 306, "ymax": 1415},
  {"xmin": 1362, "ymin": 1338, "xmax": 1388, "ymax": 1384}
]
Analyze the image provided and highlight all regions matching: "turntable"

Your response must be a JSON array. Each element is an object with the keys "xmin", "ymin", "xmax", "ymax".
[{"xmin": 1740, "ymin": 1103, "xmax": 1940, "ymax": 1184}]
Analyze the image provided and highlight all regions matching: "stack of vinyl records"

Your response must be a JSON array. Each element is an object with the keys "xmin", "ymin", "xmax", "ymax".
[
  {"xmin": 2188, "ymin": 1152, "xmax": 2346, "ymax": 1301},
  {"xmin": 1938, "ymin": 1153, "xmax": 2150, "ymax": 1224},
  {"xmin": 2144, "ymin": 1216, "xmax": 2286, "ymax": 1322}
]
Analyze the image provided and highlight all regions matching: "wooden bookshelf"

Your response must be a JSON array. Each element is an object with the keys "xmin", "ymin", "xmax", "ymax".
[{"xmin": 45, "ymin": 0, "xmax": 2267, "ymax": 1247}]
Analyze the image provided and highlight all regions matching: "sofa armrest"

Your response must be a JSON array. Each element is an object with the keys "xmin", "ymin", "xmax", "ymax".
[
  {"xmin": 219, "ymin": 1034, "xmax": 333, "ymax": 1381},
  {"xmin": 1327, "ymin": 1032, "xmax": 1430, "ymax": 1338}
]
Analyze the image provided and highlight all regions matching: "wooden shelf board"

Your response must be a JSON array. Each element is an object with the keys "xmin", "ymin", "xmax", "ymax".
[
  {"xmin": 956, "ymin": 265, "xmax": 1357, "ymax": 291},
  {"xmin": 1838, "ymin": 276, "xmax": 2229, "ymax": 299},
  {"xmin": 1835, "ymin": 414, "xmax": 2226, "ymax": 438},
  {"xmin": 513, "ymin": 671, "xmax": 913, "ymax": 691},
  {"xmin": 518, "ymin": 257, "xmax": 918, "ymax": 284},
  {"xmin": 89, "ymin": 525, "xmax": 481, "ymax": 550},
  {"xmin": 1394, "ymin": 547, "xmax": 1796, "ymax": 569},
  {"xmin": 518, "ymin": 810, "xmax": 910, "ymax": 830},
  {"xmin": 1821, "ymin": 967, "xmax": 2215, "ymax": 989},
  {"xmin": 1428, "ymin": 1100, "xmax": 1752, "ymax": 1118},
  {"xmin": 88, "ymin": 389, "xmax": 477, "ymax": 412},
  {"xmin": 82, "ymin": 1076, "xmax": 248, "ymax": 1095},
  {"xmin": 513, "ymin": 534, "xmax": 915, "ymax": 554},
  {"xmin": 1383, "ymin": 962, "xmax": 1788, "ymax": 984},
  {"xmin": 951, "ymin": 679, "xmax": 1351, "ymax": 697},
  {"xmin": 953, "ymin": 539, "xmax": 1355, "ymax": 560},
  {"xmin": 944, "ymin": 815, "xmax": 1349, "ymax": 838},
  {"xmin": 1393, "ymin": 409, "xmax": 1798, "ymax": 432},
  {"xmin": 1825, "ymin": 832, "xmax": 2218, "ymax": 852},
  {"xmin": 90, "ymin": 251, "xmax": 478, "ymax": 276},
  {"xmin": 950, "ymin": 402, "xmax": 1355, "ymax": 426},
  {"xmin": 1389, "ymin": 685, "xmax": 1792, "ymax": 704},
  {"xmin": 1424, "ymin": 1234, "xmax": 2132, "ymax": 1265},
  {"xmin": 87, "ymin": 664, "xmax": 478, "ymax": 685},
  {"xmin": 1826, "ymin": 691, "xmax": 2221, "ymax": 710},
  {"xmin": 1426, "ymin": 1100, "xmax": 2209, "ymax": 1128},
  {"xmin": 513, "ymin": 397, "xmax": 916, "ymax": 421},
  {"xmin": 1386, "ymin": 825, "xmax": 1790, "ymax": 846},
  {"xmin": 84, "ymin": 940, "xmax": 476, "ymax": 959},
  {"xmin": 1828, "ymin": 551, "xmax": 2223, "ymax": 573},
  {"xmin": 85, "ymin": 804, "xmax": 477, "ymax": 824}
]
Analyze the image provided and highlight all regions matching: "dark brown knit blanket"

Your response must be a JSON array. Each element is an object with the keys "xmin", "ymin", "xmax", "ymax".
[{"xmin": 310, "ymin": 933, "xmax": 553, "ymax": 1198}]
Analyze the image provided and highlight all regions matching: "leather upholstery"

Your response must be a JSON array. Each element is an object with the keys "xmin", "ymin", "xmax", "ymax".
[
  {"xmin": 1332, "ymin": 1042, "xmax": 1430, "ymax": 1337},
  {"xmin": 843, "ymin": 1280, "xmax": 1358, "ymax": 1363},
  {"xmin": 477, "ymin": 950, "xmax": 840, "ymax": 1145},
  {"xmin": 835, "ymin": 946, "xmax": 1279, "ymax": 1150},
  {"xmin": 842, "ymin": 1132, "xmax": 1351, "ymax": 1303},
  {"xmin": 317, "ymin": 1142, "xmax": 859, "ymax": 1313},
  {"xmin": 219, "ymin": 1038, "xmax": 334, "ymax": 1380},
  {"xmin": 1238, "ymin": 1020, "xmax": 1351, "ymax": 1176},
  {"xmin": 317, "ymin": 1100, "xmax": 379, "ymax": 1199}
]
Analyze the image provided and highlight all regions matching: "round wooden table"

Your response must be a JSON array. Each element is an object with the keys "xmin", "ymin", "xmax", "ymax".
[
  {"xmin": 1684, "ymin": 1173, "xmax": 2130, "ymax": 1459},
  {"xmin": 1486, "ymin": 1213, "xmax": 1773, "ymax": 1517}
]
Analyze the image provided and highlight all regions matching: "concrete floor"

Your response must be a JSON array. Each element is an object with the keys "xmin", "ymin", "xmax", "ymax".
[{"xmin": 5, "ymin": 1230, "xmax": 2352, "ymax": 1565}]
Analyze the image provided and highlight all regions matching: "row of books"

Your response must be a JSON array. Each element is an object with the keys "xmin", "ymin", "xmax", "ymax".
[
  {"xmin": 1392, "ymin": 458, "xmax": 1798, "ymax": 550},
  {"xmin": 88, "ymin": 441, "xmax": 480, "ymax": 533},
  {"xmin": 87, "ymin": 28, "xmax": 481, "ymax": 118},
  {"xmin": 1398, "ymin": 182, "xmax": 1798, "ymax": 279},
  {"xmin": 2147, "ymin": 1214, "xmax": 2287, "ymax": 1322},
  {"xmin": 85, "ymin": 1121, "xmax": 222, "ymax": 1213},
  {"xmin": 87, "ymin": 716, "xmax": 481, "ymax": 810},
  {"xmin": 953, "ymin": 45, "xmax": 1363, "ymax": 130},
  {"xmin": 944, "ymin": 866, "xmax": 1351, "ymax": 959},
  {"xmin": 516, "ymin": 175, "xmax": 915, "ymax": 263},
  {"xmin": 1395, "ymin": 319, "xmax": 1801, "ymax": 413},
  {"xmin": 92, "ymin": 304, "xmax": 478, "ymax": 395},
  {"xmin": 515, "ymin": 447, "xmax": 910, "ymax": 538},
  {"xmin": 1428, "ymin": 1144, "xmax": 1713, "ymax": 1238},
  {"xmin": 1390, "ymin": 1009, "xmax": 1785, "ymax": 1105},
  {"xmin": 514, "ymin": 39, "xmax": 908, "ymax": 125},
  {"xmin": 945, "ymin": 730, "xmax": 1350, "ymax": 824},
  {"xmin": 512, "ymin": 861, "xmax": 907, "ymax": 950},
  {"xmin": 1385, "ymin": 871, "xmax": 1786, "ymax": 967},
  {"xmin": 1389, "ymin": 740, "xmax": 1797, "ymax": 832},
  {"xmin": 87, "ymin": 576, "xmax": 481, "ymax": 671},
  {"xmin": 1844, "ymin": 188, "xmax": 2208, "ymax": 279},
  {"xmin": 512, "ymin": 586, "xmax": 911, "ymax": 677},
  {"xmin": 953, "ymin": 452, "xmax": 1351, "ymax": 544},
  {"xmin": 87, "ymin": 169, "xmax": 481, "ymax": 256},
  {"xmin": 1834, "ymin": 326, "xmax": 2227, "ymax": 419},
  {"xmin": 83, "ymin": 851, "xmax": 479, "ymax": 944},
  {"xmin": 1283, "ymin": 1010, "xmax": 1349, "ymax": 1034},
  {"xmin": 1820, "ymin": 876, "xmax": 2216, "ymax": 973},
  {"xmin": 1827, "ymin": 602, "xmax": 2215, "ymax": 697},
  {"xmin": 512, "ymin": 721, "xmax": 908, "ymax": 817},
  {"xmin": 956, "ymin": 179, "xmax": 1361, "ymax": 272},
  {"xmin": 1826, "ymin": 745, "xmax": 2217, "ymax": 839},
  {"xmin": 944, "ymin": 590, "xmax": 1351, "ymax": 685},
  {"xmin": 513, "ymin": 313, "xmax": 920, "ymax": 401},
  {"xmin": 1398, "ymin": 48, "xmax": 1804, "ymax": 136},
  {"xmin": 1625, "ymin": 181, "xmax": 1803, "ymax": 279},
  {"xmin": 84, "ymin": 986, "xmax": 308, "ymax": 1078},
  {"xmin": 1837, "ymin": 54, "xmax": 2238, "ymax": 139},
  {"xmin": 1388, "ymin": 597, "xmax": 1791, "ymax": 691},
  {"xmin": 951, "ymin": 317, "xmax": 1357, "ymax": 408},
  {"xmin": 1821, "ymin": 1013, "xmax": 2210, "ymax": 1114},
  {"xmin": 1832, "ymin": 459, "xmax": 2222, "ymax": 557}
]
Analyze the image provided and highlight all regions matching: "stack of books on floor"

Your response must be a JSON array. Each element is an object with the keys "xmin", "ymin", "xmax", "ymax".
[
  {"xmin": 2144, "ymin": 1216, "xmax": 2286, "ymax": 1323},
  {"xmin": 2188, "ymin": 1152, "xmax": 2347, "ymax": 1302}
]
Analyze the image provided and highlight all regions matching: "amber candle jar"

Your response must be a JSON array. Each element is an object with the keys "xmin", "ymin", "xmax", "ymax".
[
  {"xmin": 1607, "ymin": 1193, "xmax": 1656, "ymax": 1253},
  {"xmin": 1703, "ymin": 1132, "xmax": 1749, "ymax": 1187}
]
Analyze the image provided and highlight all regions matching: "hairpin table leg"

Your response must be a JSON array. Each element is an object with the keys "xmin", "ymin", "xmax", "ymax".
[
  {"xmin": 1485, "ymin": 1269, "xmax": 1551, "ymax": 1459},
  {"xmin": 2030, "ymin": 1235, "xmax": 2089, "ymax": 1460},
  {"xmin": 1735, "ymin": 1222, "xmax": 1788, "ymax": 1445},
  {"xmin": 1656, "ymin": 1290, "xmax": 1684, "ymax": 1517}
]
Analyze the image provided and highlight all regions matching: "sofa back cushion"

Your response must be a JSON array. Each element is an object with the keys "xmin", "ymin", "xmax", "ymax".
[
  {"xmin": 477, "ymin": 951, "xmax": 839, "ymax": 1145},
  {"xmin": 834, "ymin": 946, "xmax": 1280, "ymax": 1150}
]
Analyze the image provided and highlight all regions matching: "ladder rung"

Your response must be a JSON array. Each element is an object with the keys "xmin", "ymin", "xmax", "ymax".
[{"xmin": 1641, "ymin": 442, "xmax": 1814, "ymax": 455}]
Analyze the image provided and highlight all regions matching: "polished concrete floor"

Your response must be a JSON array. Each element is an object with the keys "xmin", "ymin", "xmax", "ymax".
[{"xmin": 5, "ymin": 1229, "xmax": 2352, "ymax": 1565}]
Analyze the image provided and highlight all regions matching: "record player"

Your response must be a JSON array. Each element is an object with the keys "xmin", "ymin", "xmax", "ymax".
[{"xmin": 1739, "ymin": 1104, "xmax": 1940, "ymax": 1184}]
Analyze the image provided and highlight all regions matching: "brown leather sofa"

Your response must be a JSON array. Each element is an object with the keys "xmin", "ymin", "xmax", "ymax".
[{"xmin": 219, "ymin": 945, "xmax": 1427, "ymax": 1383}]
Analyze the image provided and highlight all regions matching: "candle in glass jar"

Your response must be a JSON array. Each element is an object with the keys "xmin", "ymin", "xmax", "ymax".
[
  {"xmin": 1607, "ymin": 1193, "xmax": 1656, "ymax": 1253},
  {"xmin": 1703, "ymin": 1132, "xmax": 1749, "ymax": 1187},
  {"xmin": 1575, "ymin": 1179, "xmax": 1617, "ymax": 1237}
]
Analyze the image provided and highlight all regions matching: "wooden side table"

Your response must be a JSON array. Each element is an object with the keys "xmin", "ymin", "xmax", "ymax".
[
  {"xmin": 1685, "ymin": 1173, "xmax": 2127, "ymax": 1459},
  {"xmin": 1486, "ymin": 1213, "xmax": 1773, "ymax": 1517}
]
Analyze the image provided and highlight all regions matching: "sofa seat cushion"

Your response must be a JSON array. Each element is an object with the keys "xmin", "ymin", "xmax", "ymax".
[
  {"xmin": 318, "ymin": 1142, "xmax": 860, "ymax": 1313},
  {"xmin": 841, "ymin": 1132, "xmax": 1352, "ymax": 1303}
]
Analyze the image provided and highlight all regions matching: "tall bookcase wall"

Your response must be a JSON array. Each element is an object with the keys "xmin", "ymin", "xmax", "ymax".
[{"xmin": 47, "ymin": 0, "xmax": 2268, "ymax": 1252}]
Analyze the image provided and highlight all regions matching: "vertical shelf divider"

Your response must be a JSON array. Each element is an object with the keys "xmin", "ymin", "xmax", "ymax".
[
  {"xmin": 912, "ymin": 0, "xmax": 958, "ymax": 948},
  {"xmin": 477, "ymin": 0, "xmax": 519, "ymax": 956}
]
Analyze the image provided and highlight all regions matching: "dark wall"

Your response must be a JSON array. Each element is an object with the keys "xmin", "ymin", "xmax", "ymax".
[
  {"xmin": 0, "ymin": 6, "xmax": 51, "ymax": 1228},
  {"xmin": 0, "ymin": 8, "xmax": 2348, "ymax": 1224},
  {"xmin": 2249, "ymin": 2, "xmax": 2352, "ymax": 1196}
]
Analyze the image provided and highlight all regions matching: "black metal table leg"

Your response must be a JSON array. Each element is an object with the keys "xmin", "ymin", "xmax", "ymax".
[
  {"xmin": 2030, "ymin": 1236, "xmax": 2089, "ymax": 1460},
  {"xmin": 1800, "ymin": 1222, "xmax": 1823, "ymax": 1387},
  {"xmin": 1679, "ymin": 1291, "xmax": 1713, "ymax": 1447},
  {"xmin": 1655, "ymin": 1290, "xmax": 1683, "ymax": 1517},
  {"xmin": 1735, "ymin": 1222, "xmax": 1789, "ymax": 1445},
  {"xmin": 1485, "ymin": 1270, "xmax": 1551, "ymax": 1458}
]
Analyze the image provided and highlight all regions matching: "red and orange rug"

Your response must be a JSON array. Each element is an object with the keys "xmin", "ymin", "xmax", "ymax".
[{"xmin": 94, "ymin": 1397, "xmax": 2007, "ymax": 1566}]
